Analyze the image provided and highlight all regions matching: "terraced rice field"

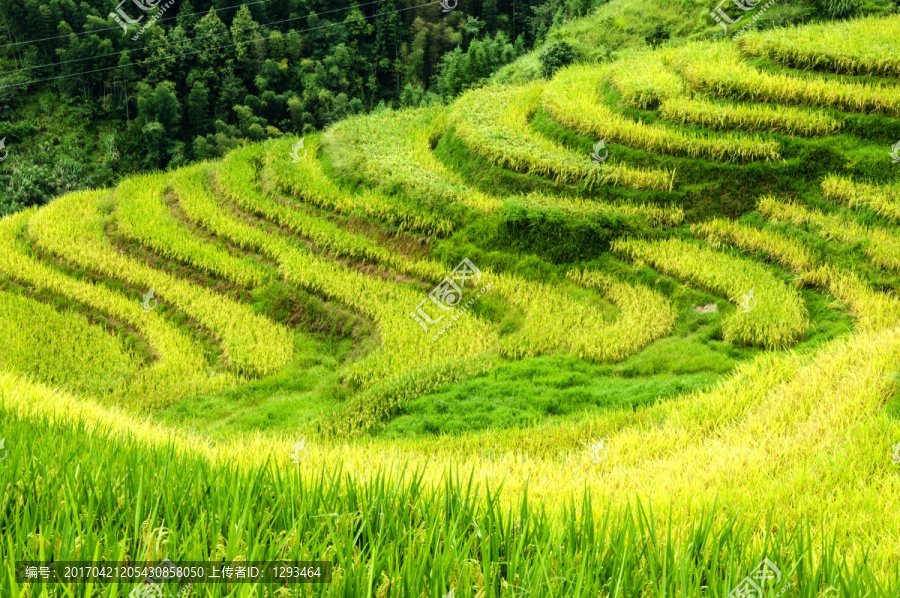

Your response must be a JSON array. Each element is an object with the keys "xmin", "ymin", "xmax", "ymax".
[{"xmin": 4, "ymin": 15, "xmax": 900, "ymax": 597}]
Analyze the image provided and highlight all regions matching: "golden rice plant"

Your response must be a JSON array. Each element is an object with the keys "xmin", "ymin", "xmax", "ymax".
[
  {"xmin": 758, "ymin": 196, "xmax": 900, "ymax": 271},
  {"xmin": 690, "ymin": 217, "xmax": 900, "ymax": 331},
  {"xmin": 114, "ymin": 173, "xmax": 269, "ymax": 287},
  {"xmin": 737, "ymin": 15, "xmax": 900, "ymax": 77},
  {"xmin": 691, "ymin": 218, "xmax": 816, "ymax": 273},
  {"xmin": 216, "ymin": 143, "xmax": 449, "ymax": 279},
  {"xmin": 667, "ymin": 42, "xmax": 900, "ymax": 116},
  {"xmin": 566, "ymin": 268, "xmax": 677, "ymax": 359},
  {"xmin": 326, "ymin": 108, "xmax": 685, "ymax": 227},
  {"xmin": 0, "ymin": 212, "xmax": 232, "ymax": 408},
  {"xmin": 801, "ymin": 265, "xmax": 900, "ymax": 332},
  {"xmin": 544, "ymin": 64, "xmax": 781, "ymax": 162},
  {"xmin": 27, "ymin": 189, "xmax": 293, "ymax": 378},
  {"xmin": 450, "ymin": 82, "xmax": 676, "ymax": 191},
  {"xmin": 264, "ymin": 135, "xmax": 456, "ymax": 235},
  {"xmin": 515, "ymin": 191, "xmax": 684, "ymax": 227},
  {"xmin": 613, "ymin": 237, "xmax": 809, "ymax": 349},
  {"xmin": 173, "ymin": 163, "xmax": 499, "ymax": 395},
  {"xmin": 324, "ymin": 107, "xmax": 502, "ymax": 215},
  {"xmin": 822, "ymin": 175, "xmax": 900, "ymax": 222},
  {"xmin": 660, "ymin": 96, "xmax": 843, "ymax": 136},
  {"xmin": 608, "ymin": 51, "xmax": 686, "ymax": 109},
  {"xmin": 0, "ymin": 289, "xmax": 139, "ymax": 396}
]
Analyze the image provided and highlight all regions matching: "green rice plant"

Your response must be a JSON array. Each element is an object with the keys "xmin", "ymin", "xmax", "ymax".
[
  {"xmin": 667, "ymin": 41, "xmax": 900, "ymax": 115},
  {"xmin": 5, "ymin": 398, "xmax": 900, "ymax": 597},
  {"xmin": 613, "ymin": 237, "xmax": 809, "ymax": 348},
  {"xmin": 659, "ymin": 96, "xmax": 843, "ymax": 136},
  {"xmin": 263, "ymin": 134, "xmax": 455, "ymax": 235},
  {"xmin": 544, "ymin": 64, "xmax": 781, "ymax": 162},
  {"xmin": 0, "ymin": 212, "xmax": 231, "ymax": 408},
  {"xmin": 692, "ymin": 218, "xmax": 817, "ymax": 272},
  {"xmin": 323, "ymin": 107, "xmax": 503, "ymax": 215},
  {"xmin": 450, "ymin": 82, "xmax": 676, "ymax": 191},
  {"xmin": 758, "ymin": 196, "xmax": 900, "ymax": 271},
  {"xmin": 114, "ymin": 173, "xmax": 269, "ymax": 287},
  {"xmin": 737, "ymin": 15, "xmax": 900, "ymax": 77},
  {"xmin": 27, "ymin": 190, "xmax": 293, "ymax": 378},
  {"xmin": 822, "ymin": 175, "xmax": 900, "ymax": 222},
  {"xmin": 0, "ymin": 289, "xmax": 138, "ymax": 396},
  {"xmin": 566, "ymin": 268, "xmax": 677, "ymax": 359}
]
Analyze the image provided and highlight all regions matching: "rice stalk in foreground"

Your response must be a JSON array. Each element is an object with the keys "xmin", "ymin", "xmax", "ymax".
[{"xmin": 4, "ymin": 402, "xmax": 900, "ymax": 596}]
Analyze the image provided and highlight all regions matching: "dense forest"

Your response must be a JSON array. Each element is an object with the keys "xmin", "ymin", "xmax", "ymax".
[{"xmin": 0, "ymin": 0, "xmax": 596, "ymax": 214}]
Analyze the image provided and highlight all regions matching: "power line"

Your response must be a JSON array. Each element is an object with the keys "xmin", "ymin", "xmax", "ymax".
[
  {"xmin": 0, "ymin": 0, "xmax": 277, "ymax": 49},
  {"xmin": 0, "ymin": 0, "xmax": 387, "ymax": 51},
  {"xmin": 0, "ymin": 0, "xmax": 443, "ymax": 90},
  {"xmin": 4, "ymin": 0, "xmax": 391, "ymax": 75}
]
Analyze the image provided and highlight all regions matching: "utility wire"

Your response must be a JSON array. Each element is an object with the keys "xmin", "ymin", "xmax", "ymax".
[
  {"xmin": 3, "ymin": 0, "xmax": 391, "ymax": 75},
  {"xmin": 0, "ymin": 0, "xmax": 388, "ymax": 50},
  {"xmin": 0, "ymin": 0, "xmax": 443, "ymax": 90}
]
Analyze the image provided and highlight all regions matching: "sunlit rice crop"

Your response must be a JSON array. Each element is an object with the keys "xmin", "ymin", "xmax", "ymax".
[
  {"xmin": 613, "ymin": 236, "xmax": 809, "ymax": 348},
  {"xmin": 737, "ymin": 15, "xmax": 900, "ymax": 77},
  {"xmin": 450, "ymin": 82, "xmax": 676, "ymax": 191},
  {"xmin": 544, "ymin": 64, "xmax": 781, "ymax": 162}
]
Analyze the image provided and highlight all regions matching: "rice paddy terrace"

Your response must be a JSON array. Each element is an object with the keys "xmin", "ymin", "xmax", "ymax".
[{"xmin": 4, "ymin": 14, "xmax": 900, "ymax": 596}]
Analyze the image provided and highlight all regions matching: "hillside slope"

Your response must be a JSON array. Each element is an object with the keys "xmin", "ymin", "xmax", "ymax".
[{"xmin": 3, "ymin": 15, "xmax": 900, "ymax": 595}]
